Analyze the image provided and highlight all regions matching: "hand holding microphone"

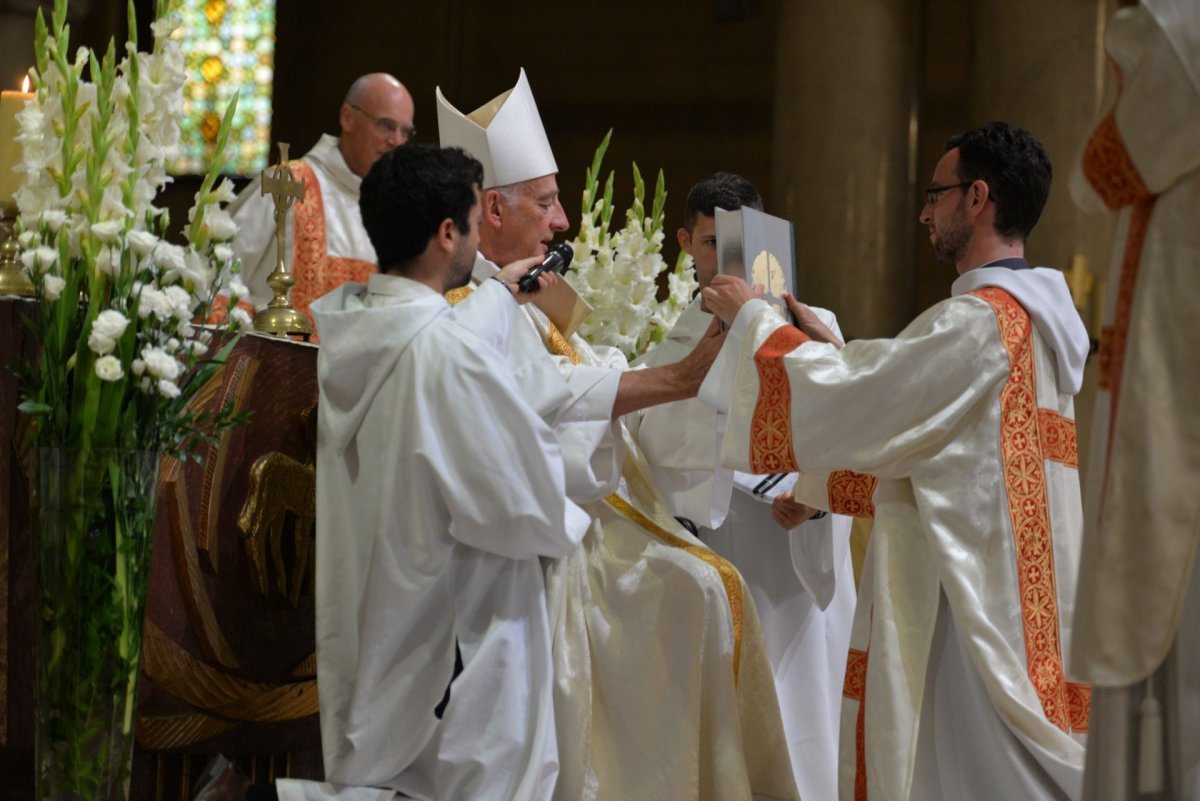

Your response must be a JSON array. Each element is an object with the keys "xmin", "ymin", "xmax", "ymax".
[{"xmin": 517, "ymin": 243, "xmax": 574, "ymax": 293}]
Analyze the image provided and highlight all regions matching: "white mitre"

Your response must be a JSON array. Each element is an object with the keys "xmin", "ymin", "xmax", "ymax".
[{"xmin": 436, "ymin": 68, "xmax": 558, "ymax": 189}]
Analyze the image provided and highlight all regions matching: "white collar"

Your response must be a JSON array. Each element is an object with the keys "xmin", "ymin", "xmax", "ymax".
[{"xmin": 306, "ymin": 134, "xmax": 361, "ymax": 198}]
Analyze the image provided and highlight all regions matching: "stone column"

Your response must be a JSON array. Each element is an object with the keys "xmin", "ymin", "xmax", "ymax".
[
  {"xmin": 770, "ymin": 0, "xmax": 922, "ymax": 339},
  {"xmin": 967, "ymin": 0, "xmax": 1113, "ymax": 481}
]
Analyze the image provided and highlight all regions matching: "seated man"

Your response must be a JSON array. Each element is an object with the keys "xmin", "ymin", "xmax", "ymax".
[
  {"xmin": 278, "ymin": 144, "xmax": 588, "ymax": 801},
  {"xmin": 438, "ymin": 71, "xmax": 798, "ymax": 801},
  {"xmin": 628, "ymin": 172, "xmax": 855, "ymax": 801}
]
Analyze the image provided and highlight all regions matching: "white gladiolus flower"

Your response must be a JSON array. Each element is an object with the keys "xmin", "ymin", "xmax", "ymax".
[
  {"xmin": 40, "ymin": 210, "xmax": 67, "ymax": 231},
  {"xmin": 94, "ymin": 247, "xmax": 118, "ymax": 276},
  {"xmin": 33, "ymin": 246, "xmax": 59, "ymax": 270},
  {"xmin": 90, "ymin": 220, "xmax": 122, "ymax": 244},
  {"xmin": 204, "ymin": 208, "xmax": 237, "ymax": 241},
  {"xmin": 212, "ymin": 178, "xmax": 237, "ymax": 204},
  {"xmin": 42, "ymin": 274, "xmax": 66, "ymax": 301},
  {"xmin": 141, "ymin": 346, "xmax": 181, "ymax": 381},
  {"xmin": 157, "ymin": 379, "xmax": 180, "ymax": 399},
  {"xmin": 94, "ymin": 355, "xmax": 124, "ymax": 382}
]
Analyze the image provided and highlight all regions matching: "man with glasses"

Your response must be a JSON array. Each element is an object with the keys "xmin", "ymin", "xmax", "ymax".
[
  {"xmin": 702, "ymin": 121, "xmax": 1091, "ymax": 801},
  {"xmin": 227, "ymin": 73, "xmax": 415, "ymax": 332}
]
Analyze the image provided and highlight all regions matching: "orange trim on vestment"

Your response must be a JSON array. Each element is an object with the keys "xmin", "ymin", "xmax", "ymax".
[
  {"xmin": 1036, "ymin": 409, "xmax": 1078, "ymax": 468},
  {"xmin": 844, "ymin": 647, "xmax": 869, "ymax": 800},
  {"xmin": 970, "ymin": 287, "xmax": 1090, "ymax": 733},
  {"xmin": 289, "ymin": 161, "xmax": 377, "ymax": 340},
  {"xmin": 204, "ymin": 294, "xmax": 255, "ymax": 325},
  {"xmin": 827, "ymin": 470, "xmax": 878, "ymax": 518},
  {"xmin": 749, "ymin": 326, "xmax": 809, "ymax": 473},
  {"xmin": 1082, "ymin": 111, "xmax": 1152, "ymax": 211}
]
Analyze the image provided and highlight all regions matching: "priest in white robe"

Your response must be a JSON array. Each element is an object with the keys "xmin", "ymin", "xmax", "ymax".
[
  {"xmin": 628, "ymin": 172, "xmax": 855, "ymax": 801},
  {"xmin": 1069, "ymin": 1, "xmax": 1200, "ymax": 797},
  {"xmin": 225, "ymin": 73, "xmax": 413, "ymax": 331},
  {"xmin": 702, "ymin": 122, "xmax": 1091, "ymax": 801},
  {"xmin": 438, "ymin": 70, "xmax": 799, "ymax": 801},
  {"xmin": 278, "ymin": 145, "xmax": 588, "ymax": 801}
]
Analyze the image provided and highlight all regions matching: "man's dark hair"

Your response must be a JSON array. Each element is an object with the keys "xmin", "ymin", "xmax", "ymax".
[
  {"xmin": 359, "ymin": 144, "xmax": 484, "ymax": 270},
  {"xmin": 946, "ymin": 122, "xmax": 1052, "ymax": 242},
  {"xmin": 683, "ymin": 172, "xmax": 763, "ymax": 232}
]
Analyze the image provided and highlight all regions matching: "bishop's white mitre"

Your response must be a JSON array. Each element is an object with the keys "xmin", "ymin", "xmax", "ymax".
[{"xmin": 436, "ymin": 68, "xmax": 558, "ymax": 189}]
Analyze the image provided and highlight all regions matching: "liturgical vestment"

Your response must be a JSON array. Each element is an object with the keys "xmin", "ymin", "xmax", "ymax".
[
  {"xmin": 227, "ymin": 134, "xmax": 378, "ymax": 328},
  {"xmin": 454, "ymin": 255, "xmax": 800, "ymax": 801},
  {"xmin": 278, "ymin": 275, "xmax": 588, "ymax": 801},
  {"xmin": 1069, "ymin": 1, "xmax": 1200, "ymax": 797},
  {"xmin": 629, "ymin": 295, "xmax": 855, "ymax": 801},
  {"xmin": 701, "ymin": 265, "xmax": 1091, "ymax": 801}
]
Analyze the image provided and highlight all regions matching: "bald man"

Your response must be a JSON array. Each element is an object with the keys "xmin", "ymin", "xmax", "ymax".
[{"xmin": 226, "ymin": 73, "xmax": 414, "ymax": 329}]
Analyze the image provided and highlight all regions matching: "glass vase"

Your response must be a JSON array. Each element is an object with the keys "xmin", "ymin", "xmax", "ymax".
[{"xmin": 32, "ymin": 447, "xmax": 162, "ymax": 801}]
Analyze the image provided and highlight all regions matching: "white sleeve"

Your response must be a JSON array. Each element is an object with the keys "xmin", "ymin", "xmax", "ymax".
[
  {"xmin": 425, "ymin": 335, "xmax": 589, "ymax": 560},
  {"xmin": 717, "ymin": 296, "xmax": 1010, "ymax": 479}
]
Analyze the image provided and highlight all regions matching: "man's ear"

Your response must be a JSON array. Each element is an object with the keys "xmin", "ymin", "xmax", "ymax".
[
  {"xmin": 676, "ymin": 227, "xmax": 692, "ymax": 256},
  {"xmin": 338, "ymin": 103, "xmax": 354, "ymax": 136},
  {"xmin": 434, "ymin": 217, "xmax": 458, "ymax": 255},
  {"xmin": 481, "ymin": 189, "xmax": 505, "ymax": 230},
  {"xmin": 966, "ymin": 180, "xmax": 990, "ymax": 214}
]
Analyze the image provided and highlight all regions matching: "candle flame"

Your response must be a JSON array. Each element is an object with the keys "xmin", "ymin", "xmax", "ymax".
[{"xmin": 21, "ymin": 75, "xmax": 30, "ymax": 93}]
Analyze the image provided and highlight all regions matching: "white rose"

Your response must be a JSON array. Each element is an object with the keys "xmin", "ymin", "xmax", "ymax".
[
  {"xmin": 127, "ymin": 230, "xmax": 158, "ymax": 257},
  {"xmin": 152, "ymin": 290, "xmax": 177, "ymax": 320},
  {"xmin": 163, "ymin": 284, "xmax": 194, "ymax": 316},
  {"xmin": 229, "ymin": 306, "xmax": 253, "ymax": 329},
  {"xmin": 228, "ymin": 277, "xmax": 249, "ymax": 300},
  {"xmin": 137, "ymin": 286, "xmax": 161, "ymax": 319},
  {"xmin": 92, "ymin": 309, "xmax": 130, "ymax": 340},
  {"xmin": 42, "ymin": 274, "xmax": 66, "ymax": 301},
  {"xmin": 141, "ymin": 346, "xmax": 181, "ymax": 381},
  {"xmin": 154, "ymin": 242, "xmax": 186, "ymax": 274},
  {"xmin": 177, "ymin": 320, "xmax": 195, "ymax": 338},
  {"xmin": 87, "ymin": 332, "xmax": 115, "ymax": 355},
  {"xmin": 157, "ymin": 379, "xmax": 181, "ymax": 399},
  {"xmin": 94, "ymin": 355, "xmax": 124, "ymax": 382}
]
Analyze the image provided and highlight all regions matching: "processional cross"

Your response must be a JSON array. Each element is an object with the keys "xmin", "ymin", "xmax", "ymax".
[{"xmin": 253, "ymin": 142, "xmax": 313, "ymax": 338}]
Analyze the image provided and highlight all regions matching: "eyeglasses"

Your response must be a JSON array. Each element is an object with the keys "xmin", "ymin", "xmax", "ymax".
[
  {"xmin": 349, "ymin": 103, "xmax": 416, "ymax": 141},
  {"xmin": 924, "ymin": 181, "xmax": 973, "ymax": 206}
]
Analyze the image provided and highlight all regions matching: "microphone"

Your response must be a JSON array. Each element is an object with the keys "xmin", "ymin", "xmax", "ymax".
[{"xmin": 517, "ymin": 243, "xmax": 574, "ymax": 293}]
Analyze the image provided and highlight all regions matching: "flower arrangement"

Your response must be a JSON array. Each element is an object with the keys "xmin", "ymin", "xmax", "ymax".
[
  {"xmin": 566, "ymin": 131, "xmax": 698, "ymax": 361},
  {"xmin": 11, "ymin": 0, "xmax": 249, "ymax": 796}
]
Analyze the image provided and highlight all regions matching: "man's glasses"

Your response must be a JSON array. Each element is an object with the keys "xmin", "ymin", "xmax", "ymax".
[
  {"xmin": 924, "ymin": 181, "xmax": 973, "ymax": 206},
  {"xmin": 349, "ymin": 103, "xmax": 416, "ymax": 141}
]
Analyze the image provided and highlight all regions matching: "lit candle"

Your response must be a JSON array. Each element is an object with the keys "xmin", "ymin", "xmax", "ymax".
[{"xmin": 0, "ymin": 75, "xmax": 33, "ymax": 210}]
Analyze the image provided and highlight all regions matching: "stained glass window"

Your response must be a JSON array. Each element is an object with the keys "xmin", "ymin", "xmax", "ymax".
[{"xmin": 170, "ymin": 0, "xmax": 276, "ymax": 175}]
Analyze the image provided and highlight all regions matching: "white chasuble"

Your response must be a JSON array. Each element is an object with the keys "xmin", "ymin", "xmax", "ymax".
[
  {"xmin": 227, "ymin": 134, "xmax": 378, "ymax": 333},
  {"xmin": 629, "ymin": 296, "xmax": 855, "ymax": 801},
  {"xmin": 455, "ymin": 259, "xmax": 799, "ymax": 801},
  {"xmin": 1069, "ymin": 3, "xmax": 1200, "ymax": 798},
  {"xmin": 700, "ymin": 267, "xmax": 1090, "ymax": 801},
  {"xmin": 279, "ymin": 275, "xmax": 589, "ymax": 801}
]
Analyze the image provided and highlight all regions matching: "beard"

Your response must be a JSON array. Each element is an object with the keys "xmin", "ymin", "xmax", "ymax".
[
  {"xmin": 443, "ymin": 243, "xmax": 476, "ymax": 292},
  {"xmin": 930, "ymin": 205, "xmax": 971, "ymax": 266}
]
